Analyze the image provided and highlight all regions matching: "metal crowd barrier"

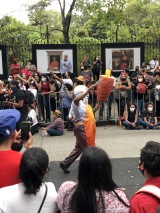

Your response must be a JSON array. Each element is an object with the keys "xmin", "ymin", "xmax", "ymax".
[
  {"xmin": 1, "ymin": 88, "xmax": 159, "ymax": 124},
  {"xmin": 36, "ymin": 88, "xmax": 160, "ymax": 124}
]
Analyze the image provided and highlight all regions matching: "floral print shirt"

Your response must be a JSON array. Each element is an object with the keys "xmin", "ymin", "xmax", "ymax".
[{"xmin": 57, "ymin": 181, "xmax": 130, "ymax": 213}]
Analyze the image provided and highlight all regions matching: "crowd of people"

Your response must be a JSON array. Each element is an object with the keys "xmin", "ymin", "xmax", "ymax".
[
  {"xmin": 0, "ymin": 109, "xmax": 160, "ymax": 212},
  {"xmin": 0, "ymin": 56, "xmax": 160, "ymax": 131},
  {"xmin": 0, "ymin": 55, "xmax": 160, "ymax": 212}
]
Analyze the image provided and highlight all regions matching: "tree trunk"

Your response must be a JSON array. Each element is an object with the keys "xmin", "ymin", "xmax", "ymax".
[{"xmin": 58, "ymin": 0, "xmax": 77, "ymax": 44}]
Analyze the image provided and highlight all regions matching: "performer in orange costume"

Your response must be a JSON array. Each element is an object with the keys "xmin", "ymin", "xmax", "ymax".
[{"xmin": 59, "ymin": 84, "xmax": 99, "ymax": 173}]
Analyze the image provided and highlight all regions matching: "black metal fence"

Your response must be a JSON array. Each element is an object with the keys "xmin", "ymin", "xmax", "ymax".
[{"xmin": 5, "ymin": 38, "xmax": 160, "ymax": 76}]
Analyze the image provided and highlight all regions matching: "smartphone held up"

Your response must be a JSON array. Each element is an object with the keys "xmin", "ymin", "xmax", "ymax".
[{"xmin": 21, "ymin": 121, "xmax": 31, "ymax": 141}]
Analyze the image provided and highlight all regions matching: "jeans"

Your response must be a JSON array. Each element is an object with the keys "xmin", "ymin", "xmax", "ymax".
[
  {"xmin": 47, "ymin": 128, "xmax": 63, "ymax": 136},
  {"xmin": 140, "ymin": 120, "xmax": 160, "ymax": 129},
  {"xmin": 137, "ymin": 99, "xmax": 145, "ymax": 117},
  {"xmin": 123, "ymin": 120, "xmax": 141, "ymax": 129},
  {"xmin": 99, "ymin": 92, "xmax": 113, "ymax": 119}
]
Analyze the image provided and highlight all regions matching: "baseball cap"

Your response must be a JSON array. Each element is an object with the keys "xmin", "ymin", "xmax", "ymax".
[{"xmin": 0, "ymin": 109, "xmax": 20, "ymax": 139}]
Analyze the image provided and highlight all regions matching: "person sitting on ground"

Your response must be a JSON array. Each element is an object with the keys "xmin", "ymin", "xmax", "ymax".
[
  {"xmin": 0, "ymin": 109, "xmax": 32, "ymax": 188},
  {"xmin": 140, "ymin": 102, "xmax": 160, "ymax": 129},
  {"xmin": 0, "ymin": 147, "xmax": 58, "ymax": 213},
  {"xmin": 57, "ymin": 147, "xmax": 130, "ymax": 213},
  {"xmin": 123, "ymin": 103, "xmax": 141, "ymax": 129},
  {"xmin": 41, "ymin": 110, "xmax": 64, "ymax": 136},
  {"xmin": 130, "ymin": 141, "xmax": 160, "ymax": 213}
]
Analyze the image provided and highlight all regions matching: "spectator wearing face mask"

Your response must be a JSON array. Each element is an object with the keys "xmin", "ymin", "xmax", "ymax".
[
  {"xmin": 32, "ymin": 74, "xmax": 53, "ymax": 123},
  {"xmin": 134, "ymin": 74, "xmax": 147, "ymax": 117},
  {"xmin": 115, "ymin": 72, "xmax": 131, "ymax": 120},
  {"xmin": 10, "ymin": 58, "xmax": 20, "ymax": 76},
  {"xmin": 149, "ymin": 56, "xmax": 159, "ymax": 73},
  {"xmin": 25, "ymin": 60, "xmax": 37, "ymax": 75},
  {"xmin": 123, "ymin": 103, "xmax": 141, "ymax": 129},
  {"xmin": 140, "ymin": 102, "xmax": 160, "ymax": 129}
]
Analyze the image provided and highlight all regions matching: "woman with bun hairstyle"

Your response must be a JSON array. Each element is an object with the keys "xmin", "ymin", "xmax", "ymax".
[{"xmin": 0, "ymin": 147, "xmax": 58, "ymax": 213}]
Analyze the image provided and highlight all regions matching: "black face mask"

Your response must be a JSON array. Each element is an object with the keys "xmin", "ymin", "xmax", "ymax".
[
  {"xmin": 13, "ymin": 61, "xmax": 17, "ymax": 64},
  {"xmin": 154, "ymin": 58, "xmax": 156, "ymax": 60},
  {"xmin": 121, "ymin": 78, "xmax": 126, "ymax": 81},
  {"xmin": 139, "ymin": 162, "xmax": 145, "ymax": 176},
  {"xmin": 135, "ymin": 68, "xmax": 139, "ymax": 71}
]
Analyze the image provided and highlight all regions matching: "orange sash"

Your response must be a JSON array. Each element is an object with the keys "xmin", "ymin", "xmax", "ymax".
[{"xmin": 84, "ymin": 105, "xmax": 96, "ymax": 146}]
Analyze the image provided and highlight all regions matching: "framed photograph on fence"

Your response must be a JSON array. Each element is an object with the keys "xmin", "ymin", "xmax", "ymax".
[
  {"xmin": 32, "ymin": 44, "xmax": 77, "ymax": 77},
  {"xmin": 0, "ymin": 45, "xmax": 7, "ymax": 79},
  {"xmin": 101, "ymin": 43, "xmax": 144, "ymax": 74}
]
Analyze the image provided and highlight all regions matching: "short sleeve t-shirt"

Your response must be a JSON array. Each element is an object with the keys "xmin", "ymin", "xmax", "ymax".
[
  {"xmin": 142, "ymin": 110, "xmax": 156, "ymax": 123},
  {"xmin": 0, "ymin": 150, "xmax": 22, "ymax": 188}
]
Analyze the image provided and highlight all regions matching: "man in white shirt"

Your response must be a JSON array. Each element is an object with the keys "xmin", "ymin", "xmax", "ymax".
[
  {"xmin": 60, "ymin": 54, "xmax": 72, "ymax": 74},
  {"xmin": 150, "ymin": 56, "xmax": 159, "ymax": 72}
]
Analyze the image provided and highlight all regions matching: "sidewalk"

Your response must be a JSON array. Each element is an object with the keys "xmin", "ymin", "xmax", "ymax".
[
  {"xmin": 30, "ymin": 126, "xmax": 160, "ymax": 198},
  {"xmin": 32, "ymin": 126, "xmax": 160, "ymax": 161}
]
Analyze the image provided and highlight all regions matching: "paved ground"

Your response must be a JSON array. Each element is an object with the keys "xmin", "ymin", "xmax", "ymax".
[{"xmin": 31, "ymin": 126, "xmax": 160, "ymax": 198}]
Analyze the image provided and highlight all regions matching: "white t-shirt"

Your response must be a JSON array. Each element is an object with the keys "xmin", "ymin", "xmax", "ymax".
[
  {"xmin": 0, "ymin": 182, "xmax": 58, "ymax": 213},
  {"xmin": 28, "ymin": 109, "xmax": 38, "ymax": 126},
  {"xmin": 28, "ymin": 88, "xmax": 37, "ymax": 99}
]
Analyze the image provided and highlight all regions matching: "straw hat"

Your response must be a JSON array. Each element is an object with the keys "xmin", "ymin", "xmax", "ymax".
[
  {"xmin": 75, "ymin": 76, "xmax": 85, "ymax": 83},
  {"xmin": 53, "ymin": 110, "xmax": 61, "ymax": 117}
]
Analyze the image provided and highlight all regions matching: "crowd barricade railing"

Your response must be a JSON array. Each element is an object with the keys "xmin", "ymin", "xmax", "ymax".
[{"xmin": 36, "ymin": 88, "xmax": 160, "ymax": 124}]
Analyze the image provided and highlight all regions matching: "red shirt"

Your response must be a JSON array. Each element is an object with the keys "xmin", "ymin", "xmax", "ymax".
[
  {"xmin": 130, "ymin": 177, "xmax": 160, "ymax": 213},
  {"xmin": 10, "ymin": 63, "xmax": 20, "ymax": 75},
  {"xmin": 0, "ymin": 150, "xmax": 22, "ymax": 188},
  {"xmin": 41, "ymin": 82, "xmax": 50, "ymax": 93}
]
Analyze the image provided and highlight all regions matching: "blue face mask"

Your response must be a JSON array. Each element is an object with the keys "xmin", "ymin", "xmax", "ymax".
[{"xmin": 11, "ymin": 86, "xmax": 18, "ymax": 92}]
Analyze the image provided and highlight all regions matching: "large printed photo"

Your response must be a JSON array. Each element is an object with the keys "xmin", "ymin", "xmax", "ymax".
[
  {"xmin": 101, "ymin": 43, "xmax": 144, "ymax": 73},
  {"xmin": 32, "ymin": 44, "xmax": 77, "ymax": 77}
]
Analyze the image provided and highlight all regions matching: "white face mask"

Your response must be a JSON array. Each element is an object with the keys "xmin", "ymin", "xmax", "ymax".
[
  {"xmin": 8, "ymin": 78, "xmax": 12, "ymax": 82},
  {"xmin": 42, "ymin": 77, "xmax": 46, "ymax": 82},
  {"xmin": 148, "ymin": 107, "xmax": 153, "ymax": 112},
  {"xmin": 146, "ymin": 66, "xmax": 150, "ymax": 71},
  {"xmin": 130, "ymin": 108, "xmax": 135, "ymax": 112},
  {"xmin": 138, "ymin": 78, "xmax": 143, "ymax": 82}
]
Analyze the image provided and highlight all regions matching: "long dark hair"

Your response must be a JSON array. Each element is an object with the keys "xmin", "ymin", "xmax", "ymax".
[
  {"xmin": 19, "ymin": 147, "xmax": 49, "ymax": 195},
  {"xmin": 70, "ymin": 147, "xmax": 129, "ymax": 213}
]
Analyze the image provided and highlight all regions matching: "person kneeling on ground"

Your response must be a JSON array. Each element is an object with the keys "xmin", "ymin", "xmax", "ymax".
[
  {"xmin": 123, "ymin": 103, "xmax": 141, "ymax": 129},
  {"xmin": 41, "ymin": 110, "xmax": 64, "ymax": 136},
  {"xmin": 140, "ymin": 102, "xmax": 160, "ymax": 129}
]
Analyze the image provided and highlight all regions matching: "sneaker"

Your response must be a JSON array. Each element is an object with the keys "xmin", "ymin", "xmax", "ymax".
[
  {"xmin": 135, "ymin": 126, "xmax": 142, "ymax": 130},
  {"xmin": 59, "ymin": 162, "xmax": 70, "ymax": 173},
  {"xmin": 42, "ymin": 131, "xmax": 49, "ymax": 136},
  {"xmin": 154, "ymin": 126, "xmax": 160, "ymax": 130}
]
